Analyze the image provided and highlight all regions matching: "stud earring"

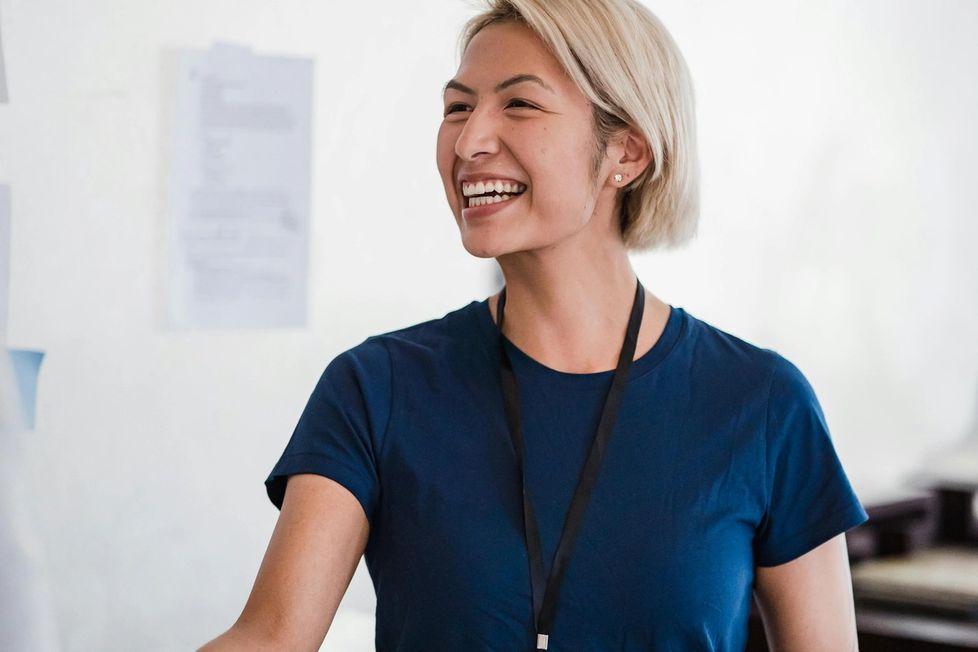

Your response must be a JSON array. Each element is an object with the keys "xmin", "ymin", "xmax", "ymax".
[{"xmin": 613, "ymin": 173, "xmax": 623, "ymax": 183}]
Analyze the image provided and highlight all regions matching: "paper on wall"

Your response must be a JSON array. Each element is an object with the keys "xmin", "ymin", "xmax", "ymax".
[
  {"xmin": 165, "ymin": 42, "xmax": 312, "ymax": 329},
  {"xmin": 5, "ymin": 349, "xmax": 42, "ymax": 430},
  {"xmin": 0, "ymin": 348, "xmax": 58, "ymax": 651}
]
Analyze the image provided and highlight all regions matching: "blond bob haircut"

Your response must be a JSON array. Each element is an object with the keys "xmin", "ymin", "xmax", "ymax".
[{"xmin": 457, "ymin": 0, "xmax": 700, "ymax": 251}]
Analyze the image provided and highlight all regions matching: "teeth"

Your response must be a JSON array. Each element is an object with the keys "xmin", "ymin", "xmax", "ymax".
[
  {"xmin": 467, "ymin": 193, "xmax": 520, "ymax": 207},
  {"xmin": 462, "ymin": 180, "xmax": 527, "ymax": 197}
]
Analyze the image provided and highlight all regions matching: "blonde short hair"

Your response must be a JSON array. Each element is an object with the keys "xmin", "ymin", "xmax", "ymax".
[{"xmin": 457, "ymin": 0, "xmax": 700, "ymax": 251}]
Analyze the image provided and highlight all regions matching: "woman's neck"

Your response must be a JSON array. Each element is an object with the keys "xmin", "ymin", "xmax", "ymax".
[{"xmin": 488, "ymin": 246, "xmax": 670, "ymax": 374}]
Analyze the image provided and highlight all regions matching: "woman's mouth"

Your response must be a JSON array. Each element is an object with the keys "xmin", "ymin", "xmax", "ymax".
[
  {"xmin": 460, "ymin": 186, "xmax": 527, "ymax": 220},
  {"xmin": 461, "ymin": 181, "xmax": 527, "ymax": 208}
]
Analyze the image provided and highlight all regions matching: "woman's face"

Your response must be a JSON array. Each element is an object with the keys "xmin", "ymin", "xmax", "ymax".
[{"xmin": 436, "ymin": 21, "xmax": 617, "ymax": 259}]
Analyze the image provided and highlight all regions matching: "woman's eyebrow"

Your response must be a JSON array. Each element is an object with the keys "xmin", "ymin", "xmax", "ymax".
[{"xmin": 442, "ymin": 73, "xmax": 554, "ymax": 97}]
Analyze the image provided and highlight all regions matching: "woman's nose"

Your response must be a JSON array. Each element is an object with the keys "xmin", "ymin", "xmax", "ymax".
[{"xmin": 454, "ymin": 107, "xmax": 502, "ymax": 161}]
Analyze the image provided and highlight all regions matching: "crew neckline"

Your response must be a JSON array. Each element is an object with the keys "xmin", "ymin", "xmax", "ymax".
[{"xmin": 471, "ymin": 296, "xmax": 687, "ymax": 388}]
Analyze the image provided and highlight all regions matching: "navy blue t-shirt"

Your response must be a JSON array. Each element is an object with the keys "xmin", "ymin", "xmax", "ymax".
[{"xmin": 265, "ymin": 298, "xmax": 868, "ymax": 651}]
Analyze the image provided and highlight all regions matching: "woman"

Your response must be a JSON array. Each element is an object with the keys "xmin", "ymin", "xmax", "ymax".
[{"xmin": 201, "ymin": 1, "xmax": 867, "ymax": 650}]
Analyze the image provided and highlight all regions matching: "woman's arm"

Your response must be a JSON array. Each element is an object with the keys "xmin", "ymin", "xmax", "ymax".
[
  {"xmin": 753, "ymin": 533, "xmax": 859, "ymax": 651},
  {"xmin": 198, "ymin": 474, "xmax": 371, "ymax": 651}
]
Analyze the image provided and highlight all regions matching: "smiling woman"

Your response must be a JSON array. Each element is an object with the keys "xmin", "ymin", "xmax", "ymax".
[
  {"xmin": 200, "ymin": 2, "xmax": 867, "ymax": 651},
  {"xmin": 437, "ymin": 0, "xmax": 699, "ymax": 258}
]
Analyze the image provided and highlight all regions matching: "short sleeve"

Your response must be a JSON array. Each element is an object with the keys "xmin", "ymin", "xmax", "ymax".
[
  {"xmin": 753, "ymin": 354, "xmax": 869, "ymax": 567},
  {"xmin": 264, "ymin": 336, "xmax": 392, "ymax": 525}
]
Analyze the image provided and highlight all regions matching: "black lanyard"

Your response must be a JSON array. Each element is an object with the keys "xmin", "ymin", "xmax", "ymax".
[{"xmin": 495, "ymin": 277, "xmax": 645, "ymax": 651}]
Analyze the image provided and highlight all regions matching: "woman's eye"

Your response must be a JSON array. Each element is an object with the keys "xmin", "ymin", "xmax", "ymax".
[{"xmin": 443, "ymin": 99, "xmax": 537, "ymax": 116}]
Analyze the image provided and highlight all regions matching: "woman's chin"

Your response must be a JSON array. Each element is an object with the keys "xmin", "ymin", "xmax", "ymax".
[
  {"xmin": 458, "ymin": 230, "xmax": 513, "ymax": 259},
  {"xmin": 460, "ymin": 237, "xmax": 500, "ymax": 259}
]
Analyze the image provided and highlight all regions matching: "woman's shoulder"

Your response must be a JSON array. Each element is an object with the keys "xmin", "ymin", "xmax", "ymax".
[
  {"xmin": 337, "ymin": 298, "xmax": 488, "ymax": 370},
  {"xmin": 680, "ymin": 306, "xmax": 803, "ymax": 389},
  {"xmin": 373, "ymin": 298, "xmax": 484, "ymax": 341}
]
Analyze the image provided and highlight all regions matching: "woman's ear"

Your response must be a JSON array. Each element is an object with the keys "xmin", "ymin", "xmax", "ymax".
[
  {"xmin": 617, "ymin": 127, "xmax": 654, "ymax": 180},
  {"xmin": 605, "ymin": 126, "xmax": 653, "ymax": 186}
]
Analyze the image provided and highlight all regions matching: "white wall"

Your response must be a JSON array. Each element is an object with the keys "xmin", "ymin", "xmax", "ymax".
[{"xmin": 0, "ymin": 0, "xmax": 975, "ymax": 649}]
